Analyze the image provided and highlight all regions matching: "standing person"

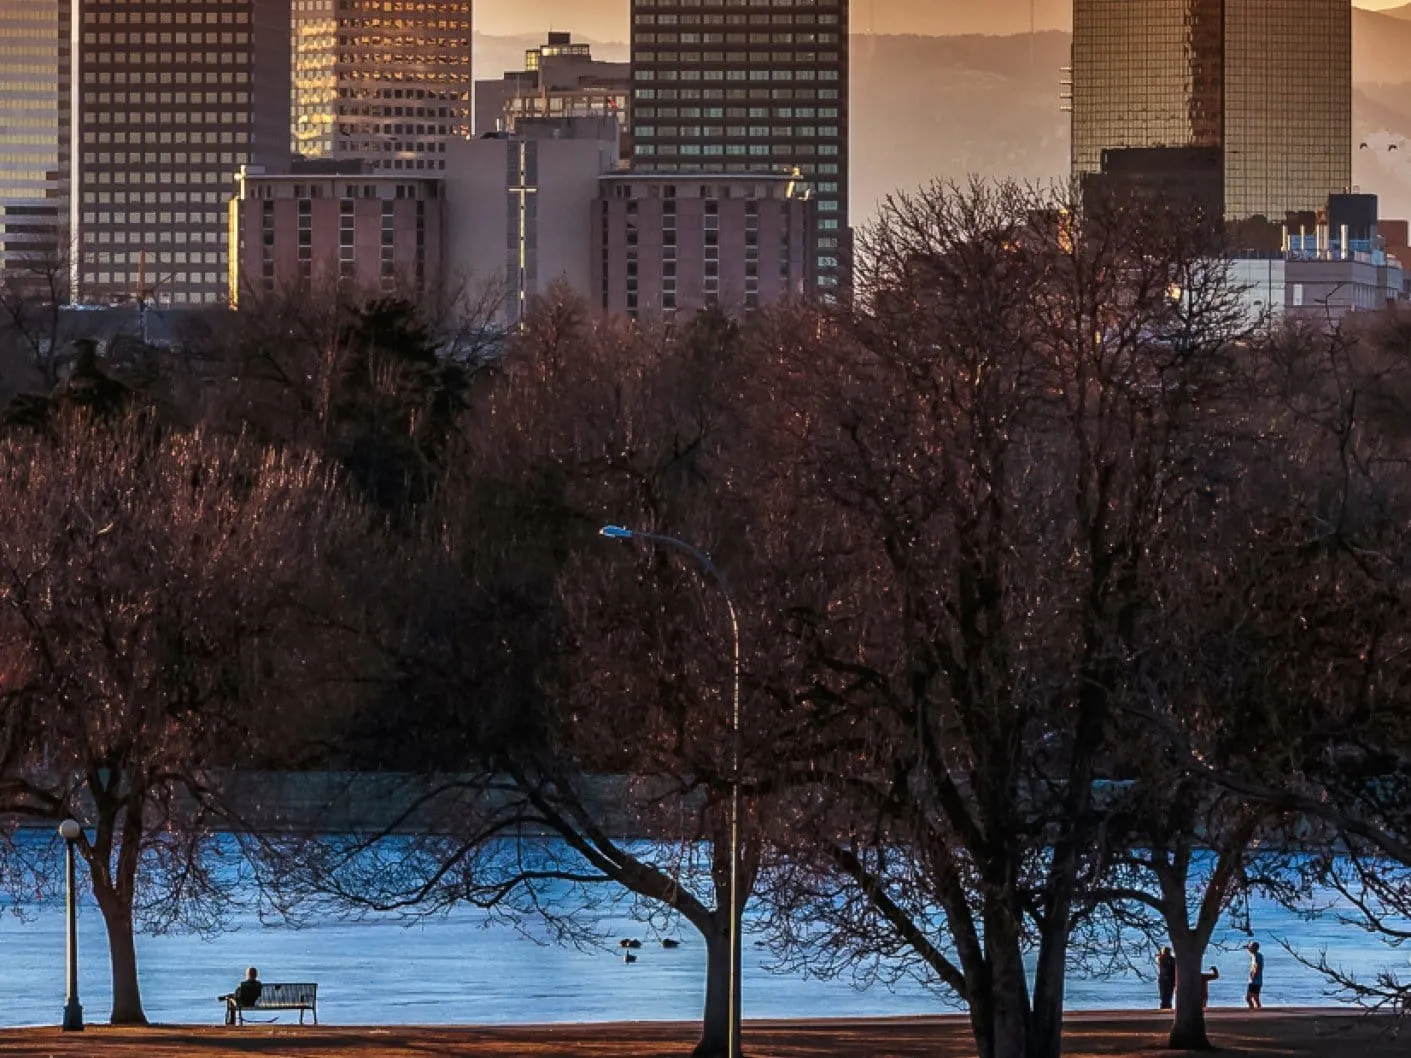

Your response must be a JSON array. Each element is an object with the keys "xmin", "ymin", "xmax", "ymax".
[
  {"xmin": 1156, "ymin": 946, "xmax": 1177, "ymax": 1010},
  {"xmin": 1246, "ymin": 941, "xmax": 1265, "ymax": 1009}
]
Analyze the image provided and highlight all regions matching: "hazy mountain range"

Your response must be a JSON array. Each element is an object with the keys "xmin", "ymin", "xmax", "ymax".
[{"xmin": 477, "ymin": 4, "xmax": 1411, "ymax": 223}]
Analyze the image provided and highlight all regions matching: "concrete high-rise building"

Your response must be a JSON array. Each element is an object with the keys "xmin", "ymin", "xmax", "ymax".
[
  {"xmin": 629, "ymin": 0, "xmax": 848, "ymax": 292},
  {"xmin": 444, "ymin": 122, "xmax": 622, "ymax": 326},
  {"xmin": 292, "ymin": 0, "xmax": 473, "ymax": 173},
  {"xmin": 71, "ymin": 0, "xmax": 291, "ymax": 306},
  {"xmin": 595, "ymin": 173, "xmax": 813, "ymax": 318},
  {"xmin": 229, "ymin": 161, "xmax": 443, "ymax": 304},
  {"xmin": 0, "ymin": 1, "xmax": 71, "ymax": 278},
  {"xmin": 1070, "ymin": 0, "xmax": 1351, "ymax": 220}
]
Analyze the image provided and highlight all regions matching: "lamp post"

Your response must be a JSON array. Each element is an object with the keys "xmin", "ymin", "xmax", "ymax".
[
  {"xmin": 599, "ymin": 525, "xmax": 742, "ymax": 1058},
  {"xmin": 58, "ymin": 818, "xmax": 84, "ymax": 1032}
]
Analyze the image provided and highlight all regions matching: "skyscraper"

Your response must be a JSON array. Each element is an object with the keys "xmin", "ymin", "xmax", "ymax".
[
  {"xmin": 0, "ymin": 0, "xmax": 70, "ymax": 276},
  {"xmin": 1223, "ymin": 1, "xmax": 1351, "ymax": 220},
  {"xmin": 629, "ymin": 0, "xmax": 848, "ymax": 292},
  {"xmin": 292, "ymin": 0, "xmax": 473, "ymax": 172},
  {"xmin": 1071, "ymin": 0, "xmax": 1351, "ymax": 220},
  {"xmin": 71, "ymin": 0, "xmax": 291, "ymax": 306}
]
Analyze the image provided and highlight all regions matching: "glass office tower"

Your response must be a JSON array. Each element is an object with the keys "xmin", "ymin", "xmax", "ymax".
[
  {"xmin": 630, "ymin": 0, "xmax": 849, "ymax": 293},
  {"xmin": 0, "ymin": 0, "xmax": 70, "ymax": 275},
  {"xmin": 292, "ymin": 0, "xmax": 473, "ymax": 172},
  {"xmin": 1072, "ymin": 0, "xmax": 1351, "ymax": 219},
  {"xmin": 1071, "ymin": 0, "xmax": 1222, "ymax": 176},
  {"xmin": 1224, "ymin": 0, "xmax": 1351, "ymax": 219}
]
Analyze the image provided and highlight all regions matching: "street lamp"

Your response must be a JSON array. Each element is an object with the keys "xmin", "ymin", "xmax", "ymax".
[
  {"xmin": 599, "ymin": 524, "xmax": 743, "ymax": 1058},
  {"xmin": 57, "ymin": 819, "xmax": 84, "ymax": 1032}
]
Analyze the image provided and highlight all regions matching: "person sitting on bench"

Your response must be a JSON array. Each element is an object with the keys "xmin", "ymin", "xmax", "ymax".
[{"xmin": 223, "ymin": 967, "xmax": 263, "ymax": 1025}]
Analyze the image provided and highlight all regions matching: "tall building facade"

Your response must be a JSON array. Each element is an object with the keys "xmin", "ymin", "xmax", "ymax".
[
  {"xmin": 0, "ymin": 0, "xmax": 71, "ymax": 276},
  {"xmin": 1223, "ymin": 1, "xmax": 1351, "ymax": 219},
  {"xmin": 595, "ymin": 173, "xmax": 813, "ymax": 318},
  {"xmin": 1071, "ymin": 0, "xmax": 1351, "ymax": 220},
  {"xmin": 230, "ymin": 162, "xmax": 443, "ymax": 304},
  {"xmin": 72, "ymin": 0, "xmax": 291, "ymax": 305},
  {"xmin": 292, "ymin": 0, "xmax": 473, "ymax": 173},
  {"xmin": 444, "ymin": 124, "xmax": 622, "ymax": 326},
  {"xmin": 629, "ymin": 0, "xmax": 848, "ymax": 291}
]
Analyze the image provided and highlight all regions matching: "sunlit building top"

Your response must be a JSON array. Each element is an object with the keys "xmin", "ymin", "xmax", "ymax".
[
  {"xmin": 292, "ymin": 0, "xmax": 473, "ymax": 172},
  {"xmin": 1071, "ymin": 0, "xmax": 1351, "ymax": 220}
]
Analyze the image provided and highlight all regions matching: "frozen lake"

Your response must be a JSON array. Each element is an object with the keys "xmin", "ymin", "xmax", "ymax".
[{"xmin": 1, "ymin": 881, "xmax": 1404, "ymax": 1027}]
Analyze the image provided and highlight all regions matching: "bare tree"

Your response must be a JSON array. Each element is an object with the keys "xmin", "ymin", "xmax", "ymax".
[
  {"xmin": 258, "ymin": 294, "xmax": 787, "ymax": 1058},
  {"xmin": 0, "ymin": 228, "xmax": 76, "ymax": 391},
  {"xmin": 744, "ymin": 179, "xmax": 1253, "ymax": 1058},
  {"xmin": 1197, "ymin": 312, "xmax": 1411, "ymax": 1013},
  {"xmin": 0, "ymin": 413, "xmax": 394, "ymax": 1022}
]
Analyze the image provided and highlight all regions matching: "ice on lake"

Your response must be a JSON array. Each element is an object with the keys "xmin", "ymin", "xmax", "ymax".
[{"xmin": 0, "ymin": 886, "xmax": 1402, "ymax": 1027}]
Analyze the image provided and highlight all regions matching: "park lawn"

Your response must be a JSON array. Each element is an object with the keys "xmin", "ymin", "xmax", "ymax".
[{"xmin": 0, "ymin": 1012, "xmax": 1401, "ymax": 1057}]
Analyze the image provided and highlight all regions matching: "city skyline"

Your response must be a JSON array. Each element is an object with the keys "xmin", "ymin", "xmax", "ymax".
[{"xmin": 468, "ymin": 0, "xmax": 1405, "ymax": 39}]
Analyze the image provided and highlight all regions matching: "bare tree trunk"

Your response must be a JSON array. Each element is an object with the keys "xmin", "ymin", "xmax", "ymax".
[
  {"xmin": 1168, "ymin": 939, "xmax": 1213, "ymax": 1051},
  {"xmin": 692, "ymin": 917, "xmax": 735, "ymax": 1058},
  {"xmin": 987, "ymin": 924, "xmax": 1035, "ymax": 1058},
  {"xmin": 1030, "ymin": 917, "xmax": 1073, "ymax": 1058},
  {"xmin": 967, "ymin": 1000, "xmax": 998, "ymax": 1058},
  {"xmin": 95, "ymin": 893, "xmax": 147, "ymax": 1026}
]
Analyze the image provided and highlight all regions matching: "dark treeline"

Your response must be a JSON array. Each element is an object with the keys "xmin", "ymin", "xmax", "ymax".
[{"xmin": 1, "ymin": 181, "xmax": 1410, "ymax": 1058}]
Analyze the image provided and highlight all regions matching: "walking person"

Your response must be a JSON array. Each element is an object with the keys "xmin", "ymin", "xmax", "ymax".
[
  {"xmin": 1156, "ymin": 945, "xmax": 1177, "ymax": 1010},
  {"xmin": 1246, "ymin": 941, "xmax": 1265, "ymax": 1009}
]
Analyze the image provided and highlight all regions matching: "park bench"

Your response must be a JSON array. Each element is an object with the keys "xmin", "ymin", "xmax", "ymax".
[{"xmin": 220, "ymin": 982, "xmax": 319, "ymax": 1025}]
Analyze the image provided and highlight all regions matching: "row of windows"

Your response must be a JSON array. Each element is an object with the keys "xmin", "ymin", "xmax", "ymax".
[
  {"xmin": 84, "ymin": 72, "xmax": 251, "ymax": 85},
  {"xmin": 638, "ymin": 69, "xmax": 842, "ymax": 81},
  {"xmin": 85, "ymin": 132, "xmax": 248, "ymax": 145},
  {"xmin": 637, "ymin": 106, "xmax": 839, "ymax": 118},
  {"xmin": 637, "ymin": 160, "xmax": 840, "ymax": 176},
  {"xmin": 638, "ymin": 31, "xmax": 839, "ymax": 43},
  {"xmin": 84, "ymin": 32, "xmax": 249, "ymax": 45},
  {"xmin": 86, "ymin": 52, "xmax": 250, "ymax": 66},
  {"xmin": 636, "ymin": 142, "xmax": 840, "ymax": 156},
  {"xmin": 81, "ymin": 247, "xmax": 227, "ymax": 267},
  {"xmin": 325, "ymin": 105, "xmax": 459, "ymax": 118},
  {"xmin": 333, "ymin": 139, "xmax": 448, "ymax": 155},
  {"xmin": 84, "ymin": 210, "xmax": 216, "ymax": 225},
  {"xmin": 83, "ymin": 191, "xmax": 229, "ymax": 207},
  {"xmin": 85, "ymin": 152, "xmax": 240, "ymax": 164},
  {"xmin": 84, "ymin": 11, "xmax": 250, "ymax": 26},
  {"xmin": 636, "ymin": 87, "xmax": 840, "ymax": 99},
  {"xmin": 637, "ymin": 13, "xmax": 840, "ymax": 25},
  {"xmin": 635, "ymin": 125, "xmax": 841, "ymax": 137},
  {"xmin": 637, "ymin": 50, "xmax": 841, "ymax": 62},
  {"xmin": 85, "ymin": 91, "xmax": 248, "ymax": 105},
  {"xmin": 88, "ymin": 173, "xmax": 237, "ymax": 187},
  {"xmin": 87, "ymin": 114, "xmax": 250, "ymax": 130}
]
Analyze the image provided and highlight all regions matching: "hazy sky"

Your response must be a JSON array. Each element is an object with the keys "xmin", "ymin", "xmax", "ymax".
[{"xmin": 476, "ymin": 0, "xmax": 1406, "ymax": 39}]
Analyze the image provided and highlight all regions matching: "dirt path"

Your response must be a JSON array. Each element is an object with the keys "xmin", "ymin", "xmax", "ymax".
[{"xmin": 0, "ymin": 1011, "xmax": 1401, "ymax": 1057}]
